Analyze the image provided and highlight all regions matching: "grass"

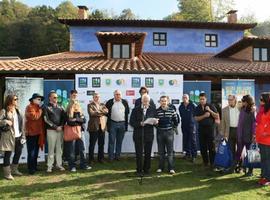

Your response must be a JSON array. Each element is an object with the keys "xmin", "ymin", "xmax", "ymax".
[{"xmin": 0, "ymin": 156, "xmax": 270, "ymax": 200}]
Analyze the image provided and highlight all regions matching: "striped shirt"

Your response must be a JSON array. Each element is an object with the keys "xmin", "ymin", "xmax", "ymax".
[{"xmin": 156, "ymin": 106, "xmax": 178, "ymax": 130}]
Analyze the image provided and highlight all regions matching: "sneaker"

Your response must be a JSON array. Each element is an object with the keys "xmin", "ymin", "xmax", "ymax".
[
  {"xmin": 258, "ymin": 178, "xmax": 267, "ymax": 185},
  {"xmin": 82, "ymin": 166, "xmax": 92, "ymax": 170},
  {"xmin": 71, "ymin": 167, "xmax": 76, "ymax": 172},
  {"xmin": 169, "ymin": 170, "xmax": 175, "ymax": 174},
  {"xmin": 56, "ymin": 166, "xmax": 65, "ymax": 171},
  {"xmin": 47, "ymin": 167, "xmax": 52, "ymax": 173},
  {"xmin": 262, "ymin": 180, "xmax": 270, "ymax": 186},
  {"xmin": 156, "ymin": 169, "xmax": 162, "ymax": 173}
]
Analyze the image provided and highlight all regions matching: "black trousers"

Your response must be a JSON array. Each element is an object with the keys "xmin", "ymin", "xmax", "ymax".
[
  {"xmin": 134, "ymin": 136, "xmax": 153, "ymax": 173},
  {"xmin": 26, "ymin": 135, "xmax": 40, "ymax": 173},
  {"xmin": 3, "ymin": 137, "xmax": 23, "ymax": 167},
  {"xmin": 228, "ymin": 127, "xmax": 237, "ymax": 167},
  {"xmin": 198, "ymin": 125, "xmax": 216, "ymax": 165},
  {"xmin": 88, "ymin": 128, "xmax": 105, "ymax": 162}
]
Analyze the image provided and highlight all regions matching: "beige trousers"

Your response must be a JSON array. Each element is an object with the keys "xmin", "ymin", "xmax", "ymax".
[{"xmin": 47, "ymin": 130, "xmax": 63, "ymax": 168}]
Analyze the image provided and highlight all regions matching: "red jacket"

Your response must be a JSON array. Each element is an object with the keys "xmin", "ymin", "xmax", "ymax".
[
  {"xmin": 25, "ymin": 102, "xmax": 45, "ymax": 149},
  {"xmin": 256, "ymin": 110, "xmax": 270, "ymax": 145}
]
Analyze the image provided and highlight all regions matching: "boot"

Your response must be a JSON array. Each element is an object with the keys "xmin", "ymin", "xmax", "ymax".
[
  {"xmin": 3, "ymin": 166, "xmax": 14, "ymax": 180},
  {"xmin": 11, "ymin": 164, "xmax": 23, "ymax": 176}
]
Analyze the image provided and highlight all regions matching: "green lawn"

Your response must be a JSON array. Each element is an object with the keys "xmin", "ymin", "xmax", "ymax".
[{"xmin": 0, "ymin": 157, "xmax": 269, "ymax": 200}]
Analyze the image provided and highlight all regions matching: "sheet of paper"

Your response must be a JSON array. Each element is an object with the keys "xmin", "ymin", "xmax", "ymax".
[{"xmin": 144, "ymin": 118, "xmax": 158, "ymax": 125}]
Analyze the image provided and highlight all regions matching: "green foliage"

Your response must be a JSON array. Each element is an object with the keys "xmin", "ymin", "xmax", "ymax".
[
  {"xmin": 118, "ymin": 8, "xmax": 137, "ymax": 20},
  {"xmin": 178, "ymin": 0, "xmax": 212, "ymax": 22}
]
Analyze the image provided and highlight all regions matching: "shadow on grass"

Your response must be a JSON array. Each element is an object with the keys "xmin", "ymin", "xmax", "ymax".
[{"xmin": 0, "ymin": 157, "xmax": 263, "ymax": 199}]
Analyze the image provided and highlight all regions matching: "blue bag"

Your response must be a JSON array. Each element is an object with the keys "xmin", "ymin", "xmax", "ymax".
[{"xmin": 214, "ymin": 139, "xmax": 233, "ymax": 168}]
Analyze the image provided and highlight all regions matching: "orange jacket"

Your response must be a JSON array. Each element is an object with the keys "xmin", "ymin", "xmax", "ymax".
[
  {"xmin": 256, "ymin": 110, "xmax": 270, "ymax": 145},
  {"xmin": 25, "ymin": 102, "xmax": 45, "ymax": 149}
]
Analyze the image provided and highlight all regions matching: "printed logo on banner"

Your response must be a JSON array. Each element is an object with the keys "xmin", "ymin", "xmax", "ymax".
[
  {"xmin": 145, "ymin": 77, "xmax": 154, "ymax": 88},
  {"xmin": 131, "ymin": 77, "xmax": 141, "ymax": 88},
  {"xmin": 126, "ymin": 90, "xmax": 135, "ymax": 96},
  {"xmin": 158, "ymin": 79, "xmax": 164, "ymax": 86},
  {"xmin": 87, "ymin": 90, "xmax": 95, "ymax": 96},
  {"xmin": 116, "ymin": 79, "xmax": 125, "ymax": 86},
  {"xmin": 78, "ymin": 77, "xmax": 88, "ymax": 88},
  {"xmin": 169, "ymin": 79, "xmax": 178, "ymax": 86},
  {"xmin": 92, "ymin": 77, "xmax": 101, "ymax": 88},
  {"xmin": 171, "ymin": 99, "xmax": 180, "ymax": 105},
  {"xmin": 105, "ymin": 79, "xmax": 111, "ymax": 86}
]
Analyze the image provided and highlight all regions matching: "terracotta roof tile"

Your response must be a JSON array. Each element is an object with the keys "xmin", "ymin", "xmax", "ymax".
[{"xmin": 0, "ymin": 51, "xmax": 270, "ymax": 75}]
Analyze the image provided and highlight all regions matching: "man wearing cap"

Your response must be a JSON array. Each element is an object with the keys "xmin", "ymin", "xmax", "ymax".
[
  {"xmin": 44, "ymin": 90, "xmax": 66, "ymax": 173},
  {"xmin": 25, "ymin": 93, "xmax": 46, "ymax": 174}
]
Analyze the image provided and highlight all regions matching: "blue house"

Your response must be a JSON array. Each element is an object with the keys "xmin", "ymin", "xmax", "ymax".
[{"xmin": 1, "ymin": 6, "xmax": 270, "ymax": 106}]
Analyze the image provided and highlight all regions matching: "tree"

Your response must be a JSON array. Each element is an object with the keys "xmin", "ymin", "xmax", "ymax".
[
  {"xmin": 251, "ymin": 21, "xmax": 270, "ymax": 36},
  {"xmin": 163, "ymin": 12, "xmax": 183, "ymax": 20},
  {"xmin": 55, "ymin": 1, "xmax": 77, "ymax": 19},
  {"xmin": 178, "ymin": 0, "xmax": 212, "ymax": 22},
  {"xmin": 118, "ymin": 8, "xmax": 137, "ymax": 19},
  {"xmin": 212, "ymin": 0, "xmax": 235, "ymax": 21}
]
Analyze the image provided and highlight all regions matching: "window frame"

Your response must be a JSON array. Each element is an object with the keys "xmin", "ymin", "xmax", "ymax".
[
  {"xmin": 111, "ymin": 44, "xmax": 131, "ymax": 59},
  {"xmin": 205, "ymin": 34, "xmax": 218, "ymax": 48},
  {"xmin": 153, "ymin": 32, "xmax": 167, "ymax": 46},
  {"xmin": 253, "ymin": 47, "xmax": 269, "ymax": 62}
]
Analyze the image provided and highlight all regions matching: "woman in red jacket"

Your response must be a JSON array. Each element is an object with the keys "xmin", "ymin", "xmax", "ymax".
[{"xmin": 256, "ymin": 92, "xmax": 270, "ymax": 186}]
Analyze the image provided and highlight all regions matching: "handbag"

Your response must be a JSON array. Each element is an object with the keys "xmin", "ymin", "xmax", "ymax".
[
  {"xmin": 247, "ymin": 143, "xmax": 261, "ymax": 163},
  {"xmin": 214, "ymin": 139, "xmax": 233, "ymax": 168},
  {"xmin": 242, "ymin": 143, "xmax": 261, "ymax": 168},
  {"xmin": 63, "ymin": 125, "xmax": 82, "ymax": 141}
]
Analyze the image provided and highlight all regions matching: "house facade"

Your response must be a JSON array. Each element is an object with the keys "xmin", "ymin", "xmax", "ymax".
[{"xmin": 0, "ymin": 6, "xmax": 270, "ymax": 106}]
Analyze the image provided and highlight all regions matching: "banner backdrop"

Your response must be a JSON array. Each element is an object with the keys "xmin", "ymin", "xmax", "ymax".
[
  {"xmin": 222, "ymin": 79, "xmax": 255, "ymax": 108},
  {"xmin": 76, "ymin": 74, "xmax": 183, "ymax": 153},
  {"xmin": 183, "ymin": 81, "xmax": 211, "ymax": 105},
  {"xmin": 255, "ymin": 83, "xmax": 270, "ymax": 109},
  {"xmin": 44, "ymin": 80, "xmax": 74, "ymax": 110},
  {"xmin": 1, "ymin": 77, "xmax": 45, "ymax": 164}
]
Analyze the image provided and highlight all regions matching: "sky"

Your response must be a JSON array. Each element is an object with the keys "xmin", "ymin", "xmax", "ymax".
[{"xmin": 20, "ymin": 0, "xmax": 270, "ymax": 22}]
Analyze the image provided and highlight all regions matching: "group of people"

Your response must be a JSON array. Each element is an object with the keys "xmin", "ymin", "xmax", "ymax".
[
  {"xmin": 0, "ymin": 86, "xmax": 270, "ymax": 187},
  {"xmin": 222, "ymin": 93, "xmax": 270, "ymax": 186}
]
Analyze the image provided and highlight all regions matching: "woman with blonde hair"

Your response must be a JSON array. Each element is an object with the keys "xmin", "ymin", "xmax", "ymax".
[
  {"xmin": 0, "ymin": 94, "xmax": 25, "ymax": 180},
  {"xmin": 65, "ymin": 100, "xmax": 91, "ymax": 172}
]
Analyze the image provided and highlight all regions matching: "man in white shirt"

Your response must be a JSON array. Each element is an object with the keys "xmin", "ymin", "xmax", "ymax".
[
  {"xmin": 105, "ymin": 90, "xmax": 129, "ymax": 161},
  {"xmin": 221, "ymin": 95, "xmax": 240, "ymax": 172}
]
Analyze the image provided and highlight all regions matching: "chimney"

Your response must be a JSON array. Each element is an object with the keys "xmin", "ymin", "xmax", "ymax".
[
  {"xmin": 227, "ymin": 10, "xmax": 238, "ymax": 23},
  {"xmin": 78, "ymin": 6, "xmax": 89, "ymax": 20}
]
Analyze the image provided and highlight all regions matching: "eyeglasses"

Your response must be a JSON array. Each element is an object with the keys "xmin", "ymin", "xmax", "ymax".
[{"xmin": 115, "ymin": 94, "xmax": 121, "ymax": 96}]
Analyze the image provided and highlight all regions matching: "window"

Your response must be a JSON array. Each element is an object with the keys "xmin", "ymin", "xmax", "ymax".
[
  {"xmin": 153, "ymin": 32, "xmax": 167, "ymax": 46},
  {"xmin": 112, "ymin": 44, "xmax": 130, "ymax": 59},
  {"xmin": 205, "ymin": 34, "xmax": 218, "ymax": 47},
  {"xmin": 253, "ymin": 47, "xmax": 269, "ymax": 61}
]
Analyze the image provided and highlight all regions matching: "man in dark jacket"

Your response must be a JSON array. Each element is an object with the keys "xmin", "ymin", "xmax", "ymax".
[
  {"xmin": 44, "ymin": 90, "xmax": 66, "ymax": 173},
  {"xmin": 179, "ymin": 94, "xmax": 197, "ymax": 162},
  {"xmin": 195, "ymin": 93, "xmax": 218, "ymax": 168},
  {"xmin": 105, "ymin": 90, "xmax": 129, "ymax": 161},
  {"xmin": 135, "ymin": 86, "xmax": 156, "ymax": 108},
  {"xmin": 130, "ymin": 94, "xmax": 158, "ymax": 176}
]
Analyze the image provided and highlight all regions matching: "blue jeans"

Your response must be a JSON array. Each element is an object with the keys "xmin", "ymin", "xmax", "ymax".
[
  {"xmin": 108, "ymin": 121, "xmax": 126, "ymax": 160},
  {"xmin": 259, "ymin": 144, "xmax": 270, "ymax": 180},
  {"xmin": 157, "ymin": 129, "xmax": 175, "ymax": 171},
  {"xmin": 26, "ymin": 135, "xmax": 40, "ymax": 173},
  {"xmin": 66, "ymin": 133, "xmax": 87, "ymax": 169}
]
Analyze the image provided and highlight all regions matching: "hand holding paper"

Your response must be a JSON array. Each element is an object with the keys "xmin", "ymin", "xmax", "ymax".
[{"xmin": 143, "ymin": 118, "xmax": 159, "ymax": 125}]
